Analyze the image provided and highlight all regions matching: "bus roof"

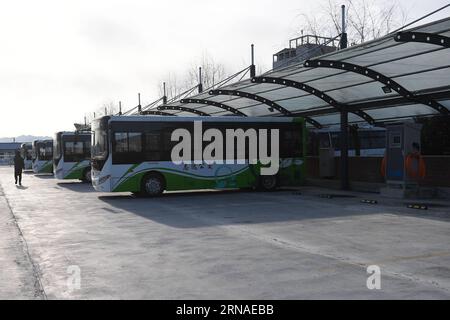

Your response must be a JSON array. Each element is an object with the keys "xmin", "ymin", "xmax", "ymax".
[
  {"xmin": 55, "ymin": 131, "xmax": 91, "ymax": 136},
  {"xmin": 33, "ymin": 139, "xmax": 53, "ymax": 144},
  {"xmin": 97, "ymin": 115, "xmax": 302, "ymax": 123}
]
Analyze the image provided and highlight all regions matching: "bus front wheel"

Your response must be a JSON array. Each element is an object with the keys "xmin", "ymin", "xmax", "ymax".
[
  {"xmin": 82, "ymin": 168, "xmax": 92, "ymax": 183},
  {"xmin": 141, "ymin": 173, "xmax": 165, "ymax": 197},
  {"xmin": 258, "ymin": 175, "xmax": 277, "ymax": 191}
]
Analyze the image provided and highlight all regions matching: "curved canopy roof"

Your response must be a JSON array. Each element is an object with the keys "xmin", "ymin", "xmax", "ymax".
[{"xmin": 153, "ymin": 17, "xmax": 450, "ymax": 128}]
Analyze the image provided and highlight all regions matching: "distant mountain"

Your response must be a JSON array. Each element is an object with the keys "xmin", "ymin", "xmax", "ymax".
[{"xmin": 0, "ymin": 135, "xmax": 52, "ymax": 143}]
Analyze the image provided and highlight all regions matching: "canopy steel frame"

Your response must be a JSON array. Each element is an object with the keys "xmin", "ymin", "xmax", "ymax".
[
  {"xmin": 252, "ymin": 76, "xmax": 375, "ymax": 125},
  {"xmin": 157, "ymin": 105, "xmax": 210, "ymax": 116},
  {"xmin": 216, "ymin": 64, "xmax": 449, "ymax": 117},
  {"xmin": 395, "ymin": 32, "xmax": 450, "ymax": 48},
  {"xmin": 304, "ymin": 59, "xmax": 449, "ymax": 115},
  {"xmin": 180, "ymin": 98, "xmax": 247, "ymax": 116},
  {"xmin": 208, "ymin": 89, "xmax": 322, "ymax": 128}
]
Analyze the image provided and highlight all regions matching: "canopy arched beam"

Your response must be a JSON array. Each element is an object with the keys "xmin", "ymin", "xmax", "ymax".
[
  {"xmin": 140, "ymin": 110, "xmax": 177, "ymax": 116},
  {"xmin": 208, "ymin": 89, "xmax": 322, "ymax": 128},
  {"xmin": 304, "ymin": 59, "xmax": 449, "ymax": 115},
  {"xmin": 394, "ymin": 32, "xmax": 450, "ymax": 48},
  {"xmin": 252, "ymin": 76, "xmax": 376, "ymax": 125},
  {"xmin": 180, "ymin": 98, "xmax": 247, "ymax": 116},
  {"xmin": 157, "ymin": 105, "xmax": 211, "ymax": 116}
]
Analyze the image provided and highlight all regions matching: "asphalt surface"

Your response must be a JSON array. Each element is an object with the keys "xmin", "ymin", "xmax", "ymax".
[{"xmin": 0, "ymin": 166, "xmax": 449, "ymax": 299}]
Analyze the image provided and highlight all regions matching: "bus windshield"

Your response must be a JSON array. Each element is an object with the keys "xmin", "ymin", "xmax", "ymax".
[
  {"xmin": 92, "ymin": 119, "xmax": 108, "ymax": 160},
  {"xmin": 54, "ymin": 133, "xmax": 62, "ymax": 160},
  {"xmin": 38, "ymin": 142, "xmax": 53, "ymax": 160}
]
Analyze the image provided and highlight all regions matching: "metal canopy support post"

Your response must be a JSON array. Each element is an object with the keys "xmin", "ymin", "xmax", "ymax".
[
  {"xmin": 198, "ymin": 67, "xmax": 203, "ymax": 93},
  {"xmin": 340, "ymin": 4, "xmax": 349, "ymax": 190},
  {"xmin": 340, "ymin": 5, "xmax": 348, "ymax": 49},
  {"xmin": 180, "ymin": 98, "xmax": 247, "ymax": 116},
  {"xmin": 252, "ymin": 76, "xmax": 375, "ymax": 124},
  {"xmin": 250, "ymin": 44, "xmax": 256, "ymax": 78},
  {"xmin": 340, "ymin": 110, "xmax": 350, "ymax": 189},
  {"xmin": 163, "ymin": 82, "xmax": 168, "ymax": 105},
  {"xmin": 157, "ymin": 105, "xmax": 211, "ymax": 116}
]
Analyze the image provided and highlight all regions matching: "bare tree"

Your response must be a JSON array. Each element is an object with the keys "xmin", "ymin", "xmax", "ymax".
[
  {"xmin": 185, "ymin": 51, "xmax": 227, "ymax": 90},
  {"xmin": 101, "ymin": 100, "xmax": 119, "ymax": 115},
  {"xmin": 158, "ymin": 72, "xmax": 184, "ymax": 101},
  {"xmin": 84, "ymin": 100, "xmax": 119, "ymax": 125},
  {"xmin": 157, "ymin": 52, "xmax": 228, "ymax": 103},
  {"xmin": 296, "ymin": 0, "xmax": 408, "ymax": 46}
]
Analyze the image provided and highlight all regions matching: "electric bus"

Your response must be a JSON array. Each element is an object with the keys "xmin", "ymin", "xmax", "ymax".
[
  {"xmin": 20, "ymin": 142, "xmax": 33, "ymax": 170},
  {"xmin": 91, "ymin": 115, "xmax": 306, "ymax": 196},
  {"xmin": 308, "ymin": 126, "xmax": 386, "ymax": 157},
  {"xmin": 54, "ymin": 131, "xmax": 92, "ymax": 182},
  {"xmin": 32, "ymin": 140, "xmax": 54, "ymax": 174}
]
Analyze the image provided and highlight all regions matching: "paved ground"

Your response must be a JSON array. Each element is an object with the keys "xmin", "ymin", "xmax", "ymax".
[{"xmin": 0, "ymin": 166, "xmax": 449, "ymax": 299}]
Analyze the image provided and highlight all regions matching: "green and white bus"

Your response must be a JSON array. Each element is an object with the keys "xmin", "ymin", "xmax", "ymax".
[
  {"xmin": 91, "ymin": 116, "xmax": 306, "ymax": 196},
  {"xmin": 32, "ymin": 140, "xmax": 54, "ymax": 174},
  {"xmin": 20, "ymin": 142, "xmax": 33, "ymax": 170},
  {"xmin": 54, "ymin": 131, "xmax": 92, "ymax": 182}
]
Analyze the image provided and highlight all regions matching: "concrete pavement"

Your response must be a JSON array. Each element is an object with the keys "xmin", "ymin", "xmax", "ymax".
[{"xmin": 0, "ymin": 166, "xmax": 449, "ymax": 299}]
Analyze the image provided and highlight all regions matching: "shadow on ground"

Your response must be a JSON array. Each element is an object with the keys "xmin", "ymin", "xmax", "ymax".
[
  {"xmin": 97, "ymin": 188, "xmax": 386, "ymax": 229},
  {"xmin": 33, "ymin": 174, "xmax": 54, "ymax": 179},
  {"xmin": 56, "ymin": 181, "xmax": 94, "ymax": 193}
]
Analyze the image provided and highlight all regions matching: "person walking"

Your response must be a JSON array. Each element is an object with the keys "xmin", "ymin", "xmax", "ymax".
[{"xmin": 14, "ymin": 150, "xmax": 24, "ymax": 186}]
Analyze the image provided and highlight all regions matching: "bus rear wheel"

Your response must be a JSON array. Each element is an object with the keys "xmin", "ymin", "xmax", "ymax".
[
  {"xmin": 258, "ymin": 175, "xmax": 277, "ymax": 191},
  {"xmin": 141, "ymin": 173, "xmax": 165, "ymax": 197}
]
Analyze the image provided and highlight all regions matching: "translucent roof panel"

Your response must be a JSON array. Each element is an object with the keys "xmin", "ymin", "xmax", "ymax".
[
  {"xmin": 310, "ymin": 113, "xmax": 363, "ymax": 126},
  {"xmin": 326, "ymin": 81, "xmax": 400, "ymax": 103},
  {"xmin": 395, "ymin": 68, "xmax": 450, "ymax": 91},
  {"xmin": 365, "ymin": 104, "xmax": 439, "ymax": 120}
]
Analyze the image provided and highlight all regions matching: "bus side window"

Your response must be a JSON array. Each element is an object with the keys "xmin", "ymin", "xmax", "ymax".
[
  {"xmin": 84, "ymin": 140, "xmax": 91, "ymax": 158},
  {"xmin": 144, "ymin": 132, "xmax": 162, "ymax": 161},
  {"xmin": 113, "ymin": 132, "xmax": 143, "ymax": 164},
  {"xmin": 280, "ymin": 126, "xmax": 302, "ymax": 158},
  {"xmin": 128, "ymin": 133, "xmax": 142, "ymax": 153},
  {"xmin": 114, "ymin": 132, "xmax": 128, "ymax": 153}
]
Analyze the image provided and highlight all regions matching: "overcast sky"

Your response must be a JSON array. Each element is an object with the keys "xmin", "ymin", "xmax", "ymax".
[{"xmin": 1, "ymin": 0, "xmax": 449, "ymax": 137}]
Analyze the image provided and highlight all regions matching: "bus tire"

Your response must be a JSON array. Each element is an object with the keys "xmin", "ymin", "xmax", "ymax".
[
  {"xmin": 82, "ymin": 168, "xmax": 92, "ymax": 183},
  {"xmin": 258, "ymin": 175, "xmax": 278, "ymax": 191},
  {"xmin": 141, "ymin": 172, "xmax": 165, "ymax": 197}
]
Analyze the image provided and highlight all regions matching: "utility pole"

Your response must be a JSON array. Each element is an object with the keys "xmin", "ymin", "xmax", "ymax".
[
  {"xmin": 119, "ymin": 101, "xmax": 122, "ymax": 115},
  {"xmin": 340, "ymin": 4, "xmax": 349, "ymax": 190}
]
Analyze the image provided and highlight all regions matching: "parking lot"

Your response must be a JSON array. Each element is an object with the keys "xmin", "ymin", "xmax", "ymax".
[{"xmin": 0, "ymin": 166, "xmax": 449, "ymax": 299}]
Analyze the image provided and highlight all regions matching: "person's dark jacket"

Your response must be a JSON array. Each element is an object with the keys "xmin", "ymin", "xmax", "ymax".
[{"xmin": 14, "ymin": 155, "xmax": 25, "ymax": 172}]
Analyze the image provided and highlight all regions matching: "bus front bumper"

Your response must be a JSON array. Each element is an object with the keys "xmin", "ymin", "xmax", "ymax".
[{"xmin": 92, "ymin": 173, "xmax": 112, "ymax": 192}]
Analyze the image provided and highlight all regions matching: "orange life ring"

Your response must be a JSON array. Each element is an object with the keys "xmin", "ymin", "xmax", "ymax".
[
  {"xmin": 380, "ymin": 155, "xmax": 386, "ymax": 177},
  {"xmin": 405, "ymin": 153, "xmax": 426, "ymax": 179}
]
